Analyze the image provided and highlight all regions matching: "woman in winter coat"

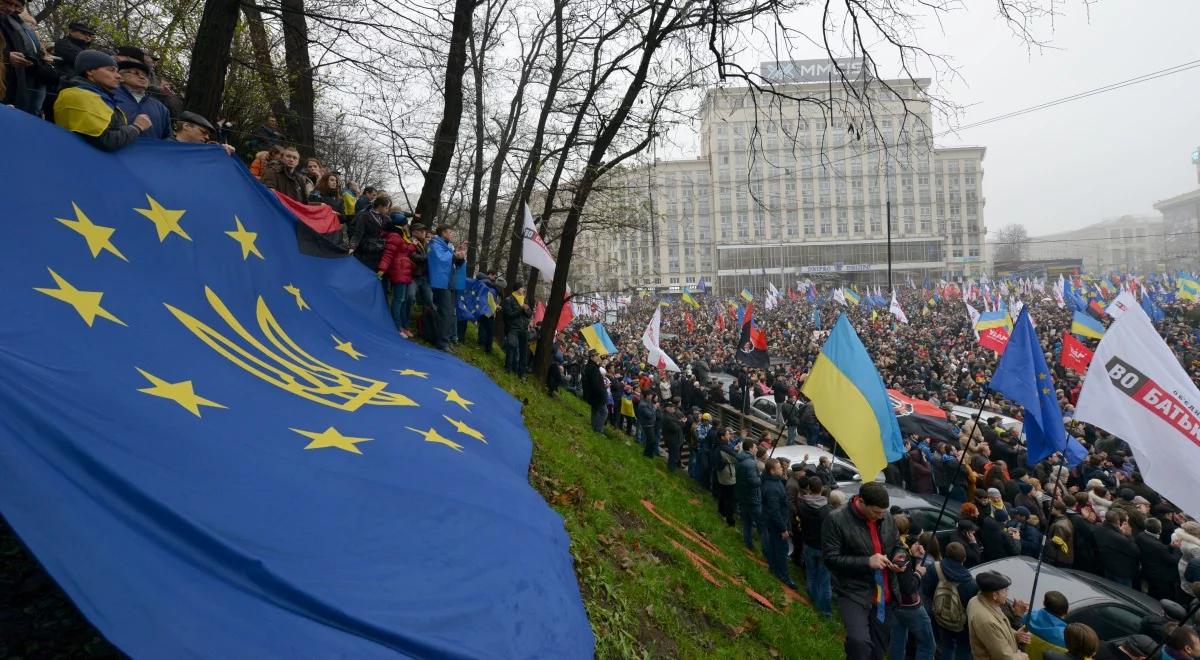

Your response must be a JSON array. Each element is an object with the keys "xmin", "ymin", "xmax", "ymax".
[
  {"xmin": 377, "ymin": 226, "xmax": 418, "ymax": 337},
  {"xmin": 908, "ymin": 446, "xmax": 935, "ymax": 495},
  {"xmin": 1172, "ymin": 521, "xmax": 1200, "ymax": 597}
]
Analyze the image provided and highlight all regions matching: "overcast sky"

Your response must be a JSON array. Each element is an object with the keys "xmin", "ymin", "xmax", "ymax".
[{"xmin": 679, "ymin": 1, "xmax": 1200, "ymax": 237}]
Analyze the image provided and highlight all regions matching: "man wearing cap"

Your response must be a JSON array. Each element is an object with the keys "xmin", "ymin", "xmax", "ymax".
[
  {"xmin": 582, "ymin": 350, "xmax": 608, "ymax": 432},
  {"xmin": 113, "ymin": 57, "xmax": 171, "ymax": 139},
  {"xmin": 966, "ymin": 570, "xmax": 1031, "ymax": 659},
  {"xmin": 172, "ymin": 111, "xmax": 236, "ymax": 155},
  {"xmin": 53, "ymin": 50, "xmax": 151, "ymax": 151},
  {"xmin": 52, "ymin": 20, "xmax": 94, "ymax": 78}
]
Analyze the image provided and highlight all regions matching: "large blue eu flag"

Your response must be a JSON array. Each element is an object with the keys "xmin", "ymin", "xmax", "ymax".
[
  {"xmin": 0, "ymin": 108, "xmax": 593, "ymax": 658},
  {"xmin": 989, "ymin": 307, "xmax": 1087, "ymax": 467}
]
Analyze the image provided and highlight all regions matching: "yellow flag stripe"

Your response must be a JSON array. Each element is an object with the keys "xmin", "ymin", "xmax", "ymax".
[{"xmin": 801, "ymin": 352, "xmax": 887, "ymax": 479}]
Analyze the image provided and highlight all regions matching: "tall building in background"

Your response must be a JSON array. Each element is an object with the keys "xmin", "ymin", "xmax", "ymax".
[
  {"xmin": 571, "ymin": 59, "xmax": 987, "ymax": 296},
  {"xmin": 1012, "ymin": 215, "xmax": 1166, "ymax": 273}
]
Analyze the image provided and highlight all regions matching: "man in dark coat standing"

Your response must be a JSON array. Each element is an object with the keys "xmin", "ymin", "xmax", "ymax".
[
  {"xmin": 1092, "ymin": 510, "xmax": 1141, "ymax": 588},
  {"xmin": 822, "ymin": 481, "xmax": 901, "ymax": 659},
  {"xmin": 1136, "ymin": 518, "xmax": 1181, "ymax": 602},
  {"xmin": 582, "ymin": 351, "xmax": 607, "ymax": 432},
  {"xmin": 762, "ymin": 459, "xmax": 797, "ymax": 588}
]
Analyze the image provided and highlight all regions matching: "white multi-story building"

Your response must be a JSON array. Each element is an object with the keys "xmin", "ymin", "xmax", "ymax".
[
  {"xmin": 572, "ymin": 59, "xmax": 987, "ymax": 296},
  {"xmin": 1009, "ymin": 215, "xmax": 1166, "ymax": 274}
]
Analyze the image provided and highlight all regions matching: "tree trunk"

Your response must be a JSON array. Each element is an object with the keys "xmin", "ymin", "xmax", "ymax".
[
  {"xmin": 279, "ymin": 0, "xmax": 315, "ymax": 157},
  {"xmin": 465, "ymin": 27, "xmax": 487, "ymax": 271},
  {"xmin": 184, "ymin": 0, "xmax": 242, "ymax": 122},
  {"xmin": 415, "ymin": 0, "xmax": 476, "ymax": 224},
  {"xmin": 241, "ymin": 5, "xmax": 291, "ymax": 132}
]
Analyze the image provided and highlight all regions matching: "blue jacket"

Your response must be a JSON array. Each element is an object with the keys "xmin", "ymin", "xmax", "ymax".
[
  {"xmin": 427, "ymin": 236, "xmax": 459, "ymax": 289},
  {"xmin": 734, "ymin": 450, "xmax": 761, "ymax": 504},
  {"xmin": 452, "ymin": 260, "xmax": 467, "ymax": 291},
  {"xmin": 761, "ymin": 474, "xmax": 789, "ymax": 532},
  {"xmin": 113, "ymin": 86, "xmax": 172, "ymax": 140}
]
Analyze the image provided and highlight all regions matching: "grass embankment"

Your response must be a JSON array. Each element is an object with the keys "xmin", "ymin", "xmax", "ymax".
[{"xmin": 458, "ymin": 341, "xmax": 844, "ymax": 659}]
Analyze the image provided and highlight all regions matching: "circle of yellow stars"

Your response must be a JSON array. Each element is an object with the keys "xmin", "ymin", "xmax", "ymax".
[{"xmin": 38, "ymin": 195, "xmax": 492, "ymax": 457}]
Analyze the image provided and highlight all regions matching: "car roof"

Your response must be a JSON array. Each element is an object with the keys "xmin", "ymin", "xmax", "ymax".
[
  {"xmin": 969, "ymin": 556, "xmax": 1163, "ymax": 614},
  {"xmin": 838, "ymin": 482, "xmax": 957, "ymax": 512},
  {"xmin": 772, "ymin": 445, "xmax": 844, "ymax": 467},
  {"xmin": 950, "ymin": 406, "xmax": 1022, "ymax": 429}
]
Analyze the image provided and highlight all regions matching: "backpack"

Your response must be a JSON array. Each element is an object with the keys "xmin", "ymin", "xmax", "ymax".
[{"xmin": 932, "ymin": 562, "xmax": 967, "ymax": 633}]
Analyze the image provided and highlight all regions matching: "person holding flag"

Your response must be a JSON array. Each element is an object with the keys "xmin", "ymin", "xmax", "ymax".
[
  {"xmin": 735, "ymin": 303, "xmax": 769, "ymax": 370},
  {"xmin": 889, "ymin": 290, "xmax": 909, "ymax": 324}
]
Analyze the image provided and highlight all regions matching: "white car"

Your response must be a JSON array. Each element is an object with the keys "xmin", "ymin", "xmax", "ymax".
[
  {"xmin": 948, "ymin": 405, "xmax": 1023, "ymax": 436},
  {"xmin": 769, "ymin": 445, "xmax": 882, "ymax": 488}
]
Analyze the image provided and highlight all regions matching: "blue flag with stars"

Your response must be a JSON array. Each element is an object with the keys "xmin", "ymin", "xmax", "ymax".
[
  {"xmin": 0, "ymin": 109, "xmax": 593, "ymax": 657},
  {"xmin": 988, "ymin": 307, "xmax": 1087, "ymax": 467}
]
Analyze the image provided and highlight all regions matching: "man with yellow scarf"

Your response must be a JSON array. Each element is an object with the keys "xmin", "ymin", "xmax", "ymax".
[{"xmin": 54, "ymin": 50, "xmax": 151, "ymax": 151}]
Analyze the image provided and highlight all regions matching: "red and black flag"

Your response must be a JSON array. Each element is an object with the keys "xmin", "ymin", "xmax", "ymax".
[{"xmin": 735, "ymin": 303, "xmax": 770, "ymax": 369}]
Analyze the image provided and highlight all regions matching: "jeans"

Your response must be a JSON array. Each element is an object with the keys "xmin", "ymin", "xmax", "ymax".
[
  {"xmin": 837, "ymin": 595, "xmax": 893, "ymax": 660},
  {"xmin": 388, "ymin": 281, "xmax": 412, "ymax": 331},
  {"xmin": 739, "ymin": 500, "xmax": 763, "ymax": 549},
  {"xmin": 802, "ymin": 545, "xmax": 832, "ymax": 617},
  {"xmin": 505, "ymin": 332, "xmax": 528, "ymax": 375},
  {"xmin": 477, "ymin": 315, "xmax": 494, "ymax": 351},
  {"xmin": 432, "ymin": 288, "xmax": 455, "ymax": 348},
  {"xmin": 889, "ymin": 606, "xmax": 934, "ymax": 660},
  {"xmin": 935, "ymin": 627, "xmax": 972, "ymax": 660},
  {"xmin": 765, "ymin": 529, "xmax": 791, "ymax": 584},
  {"xmin": 786, "ymin": 425, "xmax": 798, "ymax": 446},
  {"xmin": 590, "ymin": 404, "xmax": 608, "ymax": 432}
]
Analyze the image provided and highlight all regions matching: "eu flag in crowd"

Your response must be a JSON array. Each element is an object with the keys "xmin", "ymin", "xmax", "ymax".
[
  {"xmin": 456, "ymin": 277, "xmax": 495, "ymax": 320},
  {"xmin": 989, "ymin": 308, "xmax": 1088, "ymax": 466},
  {"xmin": 0, "ymin": 109, "xmax": 593, "ymax": 657}
]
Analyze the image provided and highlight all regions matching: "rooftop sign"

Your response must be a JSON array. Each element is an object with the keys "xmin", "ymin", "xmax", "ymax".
[{"xmin": 759, "ymin": 58, "xmax": 866, "ymax": 83}]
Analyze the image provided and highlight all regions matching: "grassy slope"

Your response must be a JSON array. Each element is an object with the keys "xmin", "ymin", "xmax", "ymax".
[{"xmin": 458, "ymin": 341, "xmax": 844, "ymax": 659}]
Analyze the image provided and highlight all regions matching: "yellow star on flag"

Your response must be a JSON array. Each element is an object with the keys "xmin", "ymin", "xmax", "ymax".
[
  {"xmin": 135, "ymin": 368, "xmax": 226, "ymax": 417},
  {"xmin": 435, "ymin": 387, "xmax": 474, "ymax": 411},
  {"xmin": 283, "ymin": 284, "xmax": 309, "ymax": 310},
  {"xmin": 332, "ymin": 335, "xmax": 364, "ymax": 360},
  {"xmin": 225, "ymin": 216, "xmax": 263, "ymax": 260},
  {"xmin": 57, "ymin": 202, "xmax": 127, "ymax": 261},
  {"xmin": 443, "ymin": 415, "xmax": 486, "ymax": 443},
  {"xmin": 290, "ymin": 426, "xmax": 372, "ymax": 455},
  {"xmin": 406, "ymin": 426, "xmax": 463, "ymax": 452},
  {"xmin": 134, "ymin": 195, "xmax": 190, "ymax": 242},
  {"xmin": 34, "ymin": 268, "xmax": 126, "ymax": 327},
  {"xmin": 393, "ymin": 368, "xmax": 429, "ymax": 379},
  {"xmin": 1037, "ymin": 372, "xmax": 1047, "ymax": 380}
]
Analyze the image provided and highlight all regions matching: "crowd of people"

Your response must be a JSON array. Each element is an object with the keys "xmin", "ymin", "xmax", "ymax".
[{"xmin": 556, "ymin": 285, "xmax": 1200, "ymax": 659}]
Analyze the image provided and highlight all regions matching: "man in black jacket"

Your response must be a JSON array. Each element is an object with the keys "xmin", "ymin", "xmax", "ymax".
[
  {"xmin": 582, "ymin": 351, "xmax": 607, "ymax": 433},
  {"xmin": 734, "ymin": 438, "xmax": 763, "ymax": 551},
  {"xmin": 1136, "ymin": 518, "xmax": 1180, "ymax": 602},
  {"xmin": 501, "ymin": 281, "xmax": 532, "ymax": 376},
  {"xmin": 797, "ymin": 476, "xmax": 833, "ymax": 617},
  {"xmin": 822, "ymin": 481, "xmax": 901, "ymax": 659},
  {"xmin": 660, "ymin": 400, "xmax": 686, "ymax": 471},
  {"xmin": 52, "ymin": 21, "xmax": 94, "ymax": 79},
  {"xmin": 1093, "ymin": 510, "xmax": 1141, "ymax": 588},
  {"xmin": 762, "ymin": 459, "xmax": 796, "ymax": 588}
]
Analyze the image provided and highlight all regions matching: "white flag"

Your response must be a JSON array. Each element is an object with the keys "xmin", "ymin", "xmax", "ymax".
[
  {"xmin": 888, "ymin": 290, "xmax": 909, "ymax": 324},
  {"xmin": 1106, "ymin": 291, "xmax": 1138, "ymax": 320},
  {"xmin": 641, "ymin": 308, "xmax": 680, "ymax": 372},
  {"xmin": 833, "ymin": 288, "xmax": 847, "ymax": 306},
  {"xmin": 521, "ymin": 203, "xmax": 556, "ymax": 278},
  {"xmin": 965, "ymin": 301, "xmax": 980, "ymax": 339},
  {"xmin": 1075, "ymin": 302, "xmax": 1200, "ymax": 519}
]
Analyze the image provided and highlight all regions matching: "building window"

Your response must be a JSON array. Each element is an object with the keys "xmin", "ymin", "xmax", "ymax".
[
  {"xmin": 853, "ymin": 213, "xmax": 865, "ymax": 234},
  {"xmin": 837, "ymin": 217, "xmax": 848, "ymax": 236},
  {"xmin": 870, "ymin": 213, "xmax": 882, "ymax": 234},
  {"xmin": 669, "ymin": 277, "xmax": 679, "ymax": 284}
]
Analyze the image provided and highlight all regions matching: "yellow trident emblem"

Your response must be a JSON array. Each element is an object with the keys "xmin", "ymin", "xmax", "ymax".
[{"xmin": 165, "ymin": 287, "xmax": 417, "ymax": 412}]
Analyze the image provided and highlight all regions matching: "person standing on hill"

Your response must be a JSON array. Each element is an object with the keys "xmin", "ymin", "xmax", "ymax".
[
  {"xmin": 762, "ymin": 458, "xmax": 797, "ymax": 588},
  {"xmin": 582, "ymin": 351, "xmax": 608, "ymax": 432}
]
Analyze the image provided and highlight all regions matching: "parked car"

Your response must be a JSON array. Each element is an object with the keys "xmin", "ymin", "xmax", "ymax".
[
  {"xmin": 838, "ymin": 482, "xmax": 962, "ymax": 540},
  {"xmin": 949, "ymin": 405, "xmax": 1023, "ymax": 435},
  {"xmin": 770, "ymin": 445, "xmax": 879, "ymax": 488},
  {"xmin": 968, "ymin": 556, "xmax": 1163, "ymax": 643}
]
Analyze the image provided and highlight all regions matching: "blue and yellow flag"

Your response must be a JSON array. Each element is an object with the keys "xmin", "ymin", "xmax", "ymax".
[
  {"xmin": 1179, "ymin": 275, "xmax": 1200, "ymax": 301},
  {"xmin": 843, "ymin": 288, "xmax": 861, "ymax": 306},
  {"xmin": 0, "ymin": 110, "xmax": 593, "ymax": 657},
  {"xmin": 581, "ymin": 322, "xmax": 617, "ymax": 355},
  {"xmin": 681, "ymin": 292, "xmax": 700, "ymax": 308},
  {"xmin": 1071, "ymin": 311, "xmax": 1106, "ymax": 340},
  {"xmin": 801, "ymin": 314, "xmax": 903, "ymax": 479},
  {"xmin": 975, "ymin": 310, "xmax": 1013, "ymax": 333},
  {"xmin": 739, "ymin": 288, "xmax": 754, "ymax": 303}
]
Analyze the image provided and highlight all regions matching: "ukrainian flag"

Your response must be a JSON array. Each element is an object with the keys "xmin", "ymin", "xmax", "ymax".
[
  {"xmin": 739, "ymin": 288, "xmax": 753, "ymax": 303},
  {"xmin": 1070, "ymin": 311, "xmax": 1106, "ymax": 340},
  {"xmin": 975, "ymin": 310, "xmax": 1012, "ymax": 333},
  {"xmin": 801, "ymin": 314, "xmax": 904, "ymax": 479},
  {"xmin": 485, "ymin": 291, "xmax": 499, "ymax": 317},
  {"xmin": 1179, "ymin": 275, "xmax": 1200, "ymax": 301},
  {"xmin": 581, "ymin": 322, "xmax": 617, "ymax": 355},
  {"xmin": 681, "ymin": 292, "xmax": 700, "ymax": 309},
  {"xmin": 844, "ymin": 288, "xmax": 861, "ymax": 306}
]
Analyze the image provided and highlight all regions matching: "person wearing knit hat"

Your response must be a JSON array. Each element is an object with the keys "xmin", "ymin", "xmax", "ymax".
[
  {"xmin": 54, "ymin": 49, "xmax": 151, "ymax": 151},
  {"xmin": 967, "ymin": 570, "xmax": 1030, "ymax": 659},
  {"xmin": 114, "ymin": 57, "xmax": 172, "ymax": 140}
]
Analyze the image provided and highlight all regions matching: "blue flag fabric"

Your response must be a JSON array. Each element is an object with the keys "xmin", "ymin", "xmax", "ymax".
[
  {"xmin": 989, "ymin": 308, "xmax": 1087, "ymax": 467},
  {"xmin": 456, "ymin": 277, "xmax": 494, "ymax": 321},
  {"xmin": 0, "ymin": 109, "xmax": 593, "ymax": 657}
]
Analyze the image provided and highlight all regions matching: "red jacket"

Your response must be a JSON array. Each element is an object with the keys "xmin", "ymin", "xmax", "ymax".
[{"xmin": 377, "ymin": 232, "xmax": 417, "ymax": 284}]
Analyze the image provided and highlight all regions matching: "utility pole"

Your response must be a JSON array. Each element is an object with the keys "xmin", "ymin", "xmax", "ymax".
[{"xmin": 885, "ymin": 164, "xmax": 894, "ymax": 292}]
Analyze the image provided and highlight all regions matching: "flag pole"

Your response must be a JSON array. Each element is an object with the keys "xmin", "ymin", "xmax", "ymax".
[
  {"xmin": 930, "ymin": 387, "xmax": 991, "ymax": 531},
  {"xmin": 1021, "ymin": 452, "xmax": 1069, "ymax": 618}
]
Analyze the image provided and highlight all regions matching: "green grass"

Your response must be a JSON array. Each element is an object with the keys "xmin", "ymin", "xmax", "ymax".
[{"xmin": 457, "ymin": 340, "xmax": 844, "ymax": 659}]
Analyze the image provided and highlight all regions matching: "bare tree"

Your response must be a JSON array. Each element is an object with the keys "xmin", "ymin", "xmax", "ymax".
[{"xmin": 993, "ymin": 223, "xmax": 1031, "ymax": 263}]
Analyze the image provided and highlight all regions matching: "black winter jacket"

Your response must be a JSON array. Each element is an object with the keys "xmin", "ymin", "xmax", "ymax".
[
  {"xmin": 821, "ymin": 499, "xmax": 901, "ymax": 607},
  {"xmin": 762, "ymin": 475, "xmax": 789, "ymax": 533}
]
